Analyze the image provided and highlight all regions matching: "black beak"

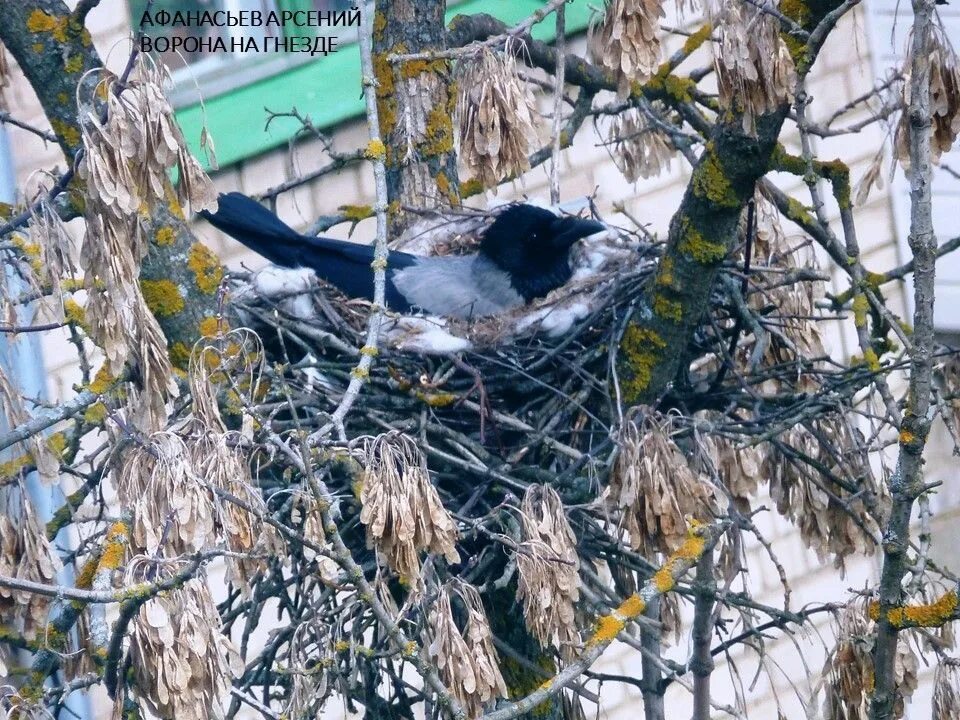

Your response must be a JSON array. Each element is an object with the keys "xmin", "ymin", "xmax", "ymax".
[
  {"xmin": 574, "ymin": 218, "xmax": 607, "ymax": 236},
  {"xmin": 552, "ymin": 217, "xmax": 607, "ymax": 248}
]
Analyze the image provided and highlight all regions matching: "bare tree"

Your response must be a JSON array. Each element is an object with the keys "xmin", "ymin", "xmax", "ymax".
[{"xmin": 1, "ymin": 0, "xmax": 959, "ymax": 719}]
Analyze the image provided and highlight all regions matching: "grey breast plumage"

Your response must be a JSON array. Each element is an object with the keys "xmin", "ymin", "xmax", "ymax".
[{"xmin": 390, "ymin": 254, "xmax": 524, "ymax": 319}]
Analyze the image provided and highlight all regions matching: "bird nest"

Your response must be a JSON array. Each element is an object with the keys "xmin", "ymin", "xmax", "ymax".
[
  {"xmin": 227, "ymin": 211, "xmax": 654, "ymax": 501},
  {"xmin": 218, "ymin": 200, "xmax": 889, "ymax": 579}
]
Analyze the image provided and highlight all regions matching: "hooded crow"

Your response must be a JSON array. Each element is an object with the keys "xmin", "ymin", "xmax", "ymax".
[{"xmin": 200, "ymin": 192, "xmax": 606, "ymax": 320}]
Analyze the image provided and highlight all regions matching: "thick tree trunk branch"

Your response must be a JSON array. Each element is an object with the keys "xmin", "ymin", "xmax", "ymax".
[
  {"xmin": 373, "ymin": 0, "xmax": 459, "ymax": 232},
  {"xmin": 614, "ymin": 0, "xmax": 849, "ymax": 405}
]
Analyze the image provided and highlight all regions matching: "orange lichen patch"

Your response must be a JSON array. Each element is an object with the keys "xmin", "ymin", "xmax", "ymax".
[
  {"xmin": 74, "ymin": 554, "xmax": 100, "ymax": 590},
  {"xmin": 99, "ymin": 521, "xmax": 129, "ymax": 571},
  {"xmin": 399, "ymin": 57, "xmax": 447, "ymax": 80},
  {"xmin": 435, "ymin": 171, "xmax": 460, "ymax": 206},
  {"xmin": 372, "ymin": 11, "xmax": 387, "ymax": 41},
  {"xmin": 27, "ymin": 9, "xmax": 66, "ymax": 41},
  {"xmin": 899, "ymin": 429, "xmax": 916, "ymax": 445},
  {"xmin": 869, "ymin": 591, "xmax": 959, "ymax": 628},
  {"xmin": 187, "ymin": 242, "xmax": 223, "ymax": 294},
  {"xmin": 589, "ymin": 595, "xmax": 650, "ymax": 646},
  {"xmin": 617, "ymin": 593, "xmax": 646, "ymax": 618},
  {"xmin": 652, "ymin": 522, "xmax": 708, "ymax": 592},
  {"xmin": 590, "ymin": 614, "xmax": 626, "ymax": 644}
]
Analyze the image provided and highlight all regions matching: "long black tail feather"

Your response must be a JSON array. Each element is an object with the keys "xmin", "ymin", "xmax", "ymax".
[{"xmin": 200, "ymin": 192, "xmax": 416, "ymax": 307}]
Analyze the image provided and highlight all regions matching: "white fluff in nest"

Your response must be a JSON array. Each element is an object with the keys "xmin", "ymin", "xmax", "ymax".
[
  {"xmin": 382, "ymin": 316, "xmax": 474, "ymax": 354},
  {"xmin": 251, "ymin": 266, "xmax": 316, "ymax": 319}
]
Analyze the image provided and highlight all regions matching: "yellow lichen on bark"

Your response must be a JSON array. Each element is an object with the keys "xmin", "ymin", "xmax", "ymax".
[
  {"xmin": 590, "ymin": 614, "xmax": 626, "ymax": 644},
  {"xmin": 653, "ymin": 294, "xmax": 684, "ymax": 322},
  {"xmin": 99, "ymin": 521, "xmax": 129, "ymax": 571},
  {"xmin": 63, "ymin": 298, "xmax": 86, "ymax": 328},
  {"xmin": 619, "ymin": 325, "xmax": 667, "ymax": 401},
  {"xmin": 169, "ymin": 341, "xmax": 192, "ymax": 370},
  {"xmin": 652, "ymin": 521, "xmax": 708, "ymax": 592},
  {"xmin": 187, "ymin": 242, "xmax": 224, "ymax": 294},
  {"xmin": 88, "ymin": 364, "xmax": 115, "ymax": 394},
  {"xmin": 867, "ymin": 591, "xmax": 959, "ymax": 628},
  {"xmin": 340, "ymin": 204, "xmax": 373, "ymax": 221},
  {"xmin": 141, "ymin": 279, "xmax": 185, "ymax": 316},
  {"xmin": 365, "ymin": 139, "xmax": 386, "ymax": 160},
  {"xmin": 617, "ymin": 593, "xmax": 647, "ymax": 618},
  {"xmin": 692, "ymin": 147, "xmax": 739, "ymax": 207},
  {"xmin": 26, "ymin": 9, "xmax": 66, "ymax": 41},
  {"xmin": 154, "ymin": 226, "xmax": 176, "ymax": 246},
  {"xmin": 420, "ymin": 105, "xmax": 454, "ymax": 157},
  {"xmin": 199, "ymin": 316, "xmax": 226, "ymax": 337},
  {"xmin": 678, "ymin": 218, "xmax": 728, "ymax": 264}
]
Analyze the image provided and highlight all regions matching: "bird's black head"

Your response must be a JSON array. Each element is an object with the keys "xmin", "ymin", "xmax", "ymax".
[{"xmin": 480, "ymin": 204, "xmax": 606, "ymax": 302}]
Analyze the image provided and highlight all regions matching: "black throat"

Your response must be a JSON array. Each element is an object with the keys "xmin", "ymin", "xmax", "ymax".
[{"xmin": 507, "ymin": 257, "xmax": 574, "ymax": 303}]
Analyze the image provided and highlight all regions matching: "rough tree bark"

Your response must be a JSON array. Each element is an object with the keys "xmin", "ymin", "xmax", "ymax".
[{"xmin": 372, "ymin": 0, "xmax": 460, "ymax": 233}]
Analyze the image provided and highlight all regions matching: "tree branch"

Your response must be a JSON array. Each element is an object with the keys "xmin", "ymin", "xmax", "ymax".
[{"xmin": 869, "ymin": 0, "xmax": 940, "ymax": 716}]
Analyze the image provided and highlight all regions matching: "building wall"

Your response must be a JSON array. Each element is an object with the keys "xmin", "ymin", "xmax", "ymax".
[{"xmin": 3, "ymin": 1, "xmax": 958, "ymax": 718}]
